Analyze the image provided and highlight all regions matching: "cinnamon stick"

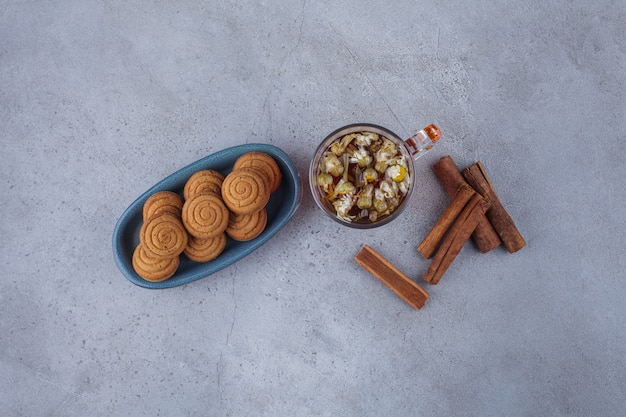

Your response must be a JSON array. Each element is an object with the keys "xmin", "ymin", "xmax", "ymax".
[
  {"xmin": 433, "ymin": 156, "xmax": 501, "ymax": 253},
  {"xmin": 417, "ymin": 182, "xmax": 475, "ymax": 259},
  {"xmin": 462, "ymin": 162, "xmax": 526, "ymax": 253},
  {"xmin": 423, "ymin": 194, "xmax": 489, "ymax": 285},
  {"xmin": 355, "ymin": 245, "xmax": 429, "ymax": 310}
]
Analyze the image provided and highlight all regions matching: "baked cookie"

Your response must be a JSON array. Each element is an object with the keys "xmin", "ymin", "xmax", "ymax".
[
  {"xmin": 182, "ymin": 193, "xmax": 230, "ymax": 238},
  {"xmin": 132, "ymin": 244, "xmax": 179, "ymax": 282},
  {"xmin": 221, "ymin": 167, "xmax": 270, "ymax": 214},
  {"xmin": 140, "ymin": 212, "xmax": 188, "ymax": 258},
  {"xmin": 183, "ymin": 169, "xmax": 225, "ymax": 200},
  {"xmin": 184, "ymin": 233, "xmax": 227, "ymax": 262},
  {"xmin": 234, "ymin": 152, "xmax": 282, "ymax": 193},
  {"xmin": 143, "ymin": 191, "xmax": 184, "ymax": 221},
  {"xmin": 226, "ymin": 208, "xmax": 267, "ymax": 241}
]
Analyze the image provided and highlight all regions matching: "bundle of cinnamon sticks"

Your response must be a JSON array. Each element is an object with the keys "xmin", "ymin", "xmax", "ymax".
[
  {"xmin": 353, "ymin": 155, "xmax": 525, "ymax": 310},
  {"xmin": 419, "ymin": 156, "xmax": 525, "ymax": 284}
]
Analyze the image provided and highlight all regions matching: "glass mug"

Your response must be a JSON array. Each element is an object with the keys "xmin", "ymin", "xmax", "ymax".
[{"xmin": 309, "ymin": 123, "xmax": 441, "ymax": 228}]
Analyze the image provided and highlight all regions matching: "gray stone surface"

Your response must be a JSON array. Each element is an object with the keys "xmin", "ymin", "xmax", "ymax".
[{"xmin": 1, "ymin": 0, "xmax": 625, "ymax": 415}]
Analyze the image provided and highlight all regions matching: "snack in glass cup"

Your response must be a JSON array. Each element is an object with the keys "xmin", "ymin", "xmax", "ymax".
[{"xmin": 309, "ymin": 123, "xmax": 441, "ymax": 228}]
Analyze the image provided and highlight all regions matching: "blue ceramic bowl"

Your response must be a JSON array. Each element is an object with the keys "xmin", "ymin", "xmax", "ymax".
[{"xmin": 112, "ymin": 144, "xmax": 301, "ymax": 289}]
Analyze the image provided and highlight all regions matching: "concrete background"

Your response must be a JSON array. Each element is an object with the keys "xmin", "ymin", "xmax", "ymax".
[{"xmin": 1, "ymin": 0, "xmax": 625, "ymax": 416}]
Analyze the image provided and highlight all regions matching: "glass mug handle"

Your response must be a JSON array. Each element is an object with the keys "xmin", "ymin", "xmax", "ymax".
[{"xmin": 405, "ymin": 123, "xmax": 441, "ymax": 160}]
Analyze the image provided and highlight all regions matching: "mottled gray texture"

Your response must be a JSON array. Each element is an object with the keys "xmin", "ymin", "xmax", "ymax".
[{"xmin": 1, "ymin": 0, "xmax": 625, "ymax": 416}]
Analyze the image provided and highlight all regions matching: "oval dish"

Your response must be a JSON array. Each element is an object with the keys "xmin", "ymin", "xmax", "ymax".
[{"xmin": 112, "ymin": 144, "xmax": 301, "ymax": 289}]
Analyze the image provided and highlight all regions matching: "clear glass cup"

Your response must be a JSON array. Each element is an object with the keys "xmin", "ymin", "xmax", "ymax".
[{"xmin": 309, "ymin": 123, "xmax": 441, "ymax": 228}]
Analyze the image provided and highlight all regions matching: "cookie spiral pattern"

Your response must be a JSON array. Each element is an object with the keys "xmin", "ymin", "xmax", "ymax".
[
  {"xmin": 244, "ymin": 166, "xmax": 272, "ymax": 197},
  {"xmin": 182, "ymin": 193, "xmax": 230, "ymax": 238},
  {"xmin": 226, "ymin": 208, "xmax": 268, "ymax": 241},
  {"xmin": 132, "ymin": 244, "xmax": 179, "ymax": 282},
  {"xmin": 221, "ymin": 167, "xmax": 270, "ymax": 214},
  {"xmin": 234, "ymin": 152, "xmax": 282, "ymax": 193},
  {"xmin": 183, "ymin": 170, "xmax": 225, "ymax": 200},
  {"xmin": 141, "ymin": 213, "xmax": 188, "ymax": 258},
  {"xmin": 143, "ymin": 191, "xmax": 184, "ymax": 221},
  {"xmin": 184, "ymin": 233, "xmax": 227, "ymax": 262}
]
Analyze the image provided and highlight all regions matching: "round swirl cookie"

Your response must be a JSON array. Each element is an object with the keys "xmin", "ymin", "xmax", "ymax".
[
  {"xmin": 183, "ymin": 169, "xmax": 225, "ymax": 200},
  {"xmin": 221, "ymin": 167, "xmax": 270, "ymax": 215},
  {"xmin": 234, "ymin": 152, "xmax": 282, "ymax": 193},
  {"xmin": 182, "ymin": 193, "xmax": 230, "ymax": 239},
  {"xmin": 184, "ymin": 233, "xmax": 227, "ymax": 262},
  {"xmin": 132, "ymin": 244, "xmax": 180, "ymax": 282},
  {"xmin": 143, "ymin": 191, "xmax": 184, "ymax": 221},
  {"xmin": 140, "ymin": 212, "xmax": 188, "ymax": 258},
  {"xmin": 226, "ymin": 208, "xmax": 267, "ymax": 241}
]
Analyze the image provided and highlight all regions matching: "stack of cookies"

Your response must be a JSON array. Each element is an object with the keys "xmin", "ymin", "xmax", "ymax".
[
  {"xmin": 132, "ymin": 191, "xmax": 188, "ymax": 282},
  {"xmin": 223, "ymin": 152, "xmax": 281, "ymax": 241},
  {"xmin": 132, "ymin": 152, "xmax": 282, "ymax": 282}
]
